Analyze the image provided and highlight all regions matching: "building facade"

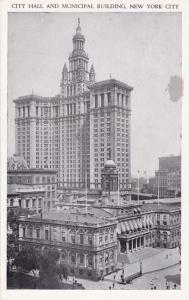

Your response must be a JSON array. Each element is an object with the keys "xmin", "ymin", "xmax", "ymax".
[
  {"xmin": 18, "ymin": 202, "xmax": 181, "ymax": 280},
  {"xmin": 18, "ymin": 208, "xmax": 118, "ymax": 280},
  {"xmin": 7, "ymin": 155, "xmax": 57, "ymax": 209},
  {"xmin": 7, "ymin": 186, "xmax": 45, "ymax": 212},
  {"xmin": 14, "ymin": 19, "xmax": 133, "ymax": 191},
  {"xmin": 115, "ymin": 203, "xmax": 181, "ymax": 253}
]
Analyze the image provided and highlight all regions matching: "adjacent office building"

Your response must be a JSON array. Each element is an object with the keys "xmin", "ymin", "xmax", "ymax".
[
  {"xmin": 153, "ymin": 155, "xmax": 181, "ymax": 198},
  {"xmin": 7, "ymin": 155, "xmax": 57, "ymax": 209}
]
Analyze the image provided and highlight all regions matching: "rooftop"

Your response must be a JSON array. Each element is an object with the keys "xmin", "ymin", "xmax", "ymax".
[
  {"xmin": 142, "ymin": 198, "xmax": 181, "ymax": 204},
  {"xmin": 143, "ymin": 202, "xmax": 181, "ymax": 212},
  {"xmin": 20, "ymin": 206, "xmax": 116, "ymax": 227},
  {"xmin": 88, "ymin": 78, "xmax": 133, "ymax": 91}
]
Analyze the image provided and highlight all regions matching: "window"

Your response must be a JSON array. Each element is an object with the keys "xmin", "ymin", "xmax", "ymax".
[
  {"xmin": 99, "ymin": 236, "xmax": 103, "ymax": 244},
  {"xmin": 71, "ymin": 254, "xmax": 76, "ymax": 264},
  {"xmin": 105, "ymin": 233, "xmax": 108, "ymax": 243},
  {"xmin": 88, "ymin": 256, "xmax": 93, "ymax": 266},
  {"xmin": 38, "ymin": 199, "xmax": 42, "ymax": 208},
  {"xmin": 62, "ymin": 232, "xmax": 66, "ymax": 242},
  {"xmin": 36, "ymin": 228, "xmax": 40, "ymax": 239},
  {"xmin": 80, "ymin": 234, "xmax": 84, "ymax": 244},
  {"xmin": 110, "ymin": 232, "xmax": 114, "ymax": 241},
  {"xmin": 163, "ymin": 215, "xmax": 167, "ymax": 225},
  {"xmin": 32, "ymin": 199, "xmax": 36, "ymax": 208},
  {"xmin": 79, "ymin": 254, "xmax": 84, "ymax": 264},
  {"xmin": 45, "ymin": 229, "xmax": 49, "ymax": 240},
  {"xmin": 88, "ymin": 235, "xmax": 92, "ymax": 246},
  {"xmin": 71, "ymin": 235, "xmax": 76, "ymax": 244},
  {"xmin": 28, "ymin": 227, "xmax": 33, "ymax": 238}
]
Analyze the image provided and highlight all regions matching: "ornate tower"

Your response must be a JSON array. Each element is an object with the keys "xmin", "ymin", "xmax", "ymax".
[
  {"xmin": 60, "ymin": 18, "xmax": 91, "ymax": 96},
  {"xmin": 89, "ymin": 64, "xmax": 95, "ymax": 83},
  {"xmin": 101, "ymin": 159, "xmax": 120, "ymax": 205}
]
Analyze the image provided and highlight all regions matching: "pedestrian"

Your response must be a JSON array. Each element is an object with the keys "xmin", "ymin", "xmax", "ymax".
[
  {"xmin": 166, "ymin": 280, "xmax": 169, "ymax": 289},
  {"xmin": 150, "ymin": 280, "xmax": 154, "ymax": 289},
  {"xmin": 174, "ymin": 284, "xmax": 177, "ymax": 289},
  {"xmin": 113, "ymin": 283, "xmax": 115, "ymax": 288},
  {"xmin": 109, "ymin": 286, "xmax": 111, "ymax": 290}
]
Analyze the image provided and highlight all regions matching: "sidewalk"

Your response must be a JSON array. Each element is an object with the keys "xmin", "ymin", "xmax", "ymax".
[{"xmin": 113, "ymin": 247, "xmax": 180, "ymax": 279}]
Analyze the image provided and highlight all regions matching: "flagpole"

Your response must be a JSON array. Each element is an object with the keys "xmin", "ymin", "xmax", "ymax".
[
  {"xmin": 118, "ymin": 172, "xmax": 120, "ymax": 206},
  {"xmin": 85, "ymin": 172, "xmax": 87, "ymax": 214},
  {"xmin": 157, "ymin": 172, "xmax": 160, "ymax": 206},
  {"xmin": 137, "ymin": 170, "xmax": 140, "ymax": 204}
]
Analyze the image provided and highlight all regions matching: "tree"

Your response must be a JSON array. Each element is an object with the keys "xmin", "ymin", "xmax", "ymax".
[
  {"xmin": 7, "ymin": 207, "xmax": 35, "ymax": 271},
  {"xmin": 38, "ymin": 247, "xmax": 61, "ymax": 289},
  {"xmin": 13, "ymin": 246, "xmax": 39, "ymax": 277}
]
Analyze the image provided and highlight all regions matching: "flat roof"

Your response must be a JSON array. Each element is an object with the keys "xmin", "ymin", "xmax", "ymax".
[
  {"xmin": 143, "ymin": 202, "xmax": 181, "ymax": 212},
  {"xmin": 13, "ymin": 94, "xmax": 59, "ymax": 103},
  {"xmin": 142, "ymin": 198, "xmax": 181, "ymax": 204}
]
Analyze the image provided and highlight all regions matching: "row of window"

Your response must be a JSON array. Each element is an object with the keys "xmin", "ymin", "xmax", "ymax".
[{"xmin": 22, "ymin": 227, "xmax": 115, "ymax": 245}]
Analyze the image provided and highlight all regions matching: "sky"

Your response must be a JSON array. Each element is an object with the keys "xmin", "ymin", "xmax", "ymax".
[{"xmin": 7, "ymin": 12, "xmax": 182, "ymax": 177}]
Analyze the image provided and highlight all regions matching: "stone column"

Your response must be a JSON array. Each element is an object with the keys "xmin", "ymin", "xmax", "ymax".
[
  {"xmin": 104, "ymin": 93, "xmax": 108, "ymax": 107},
  {"xmin": 84, "ymin": 254, "xmax": 87, "ymax": 268},
  {"xmin": 139, "ymin": 237, "xmax": 141, "ymax": 248},
  {"xmin": 118, "ymin": 241, "xmax": 121, "ymax": 253},
  {"xmin": 123, "ymin": 94, "xmax": 126, "ymax": 108},
  {"xmin": 134, "ymin": 239, "xmax": 136, "ymax": 251}
]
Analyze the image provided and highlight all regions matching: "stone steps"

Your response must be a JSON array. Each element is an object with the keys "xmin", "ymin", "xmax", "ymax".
[{"xmin": 118, "ymin": 247, "xmax": 162, "ymax": 264}]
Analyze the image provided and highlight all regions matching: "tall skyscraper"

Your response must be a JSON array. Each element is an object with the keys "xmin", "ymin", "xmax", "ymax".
[{"xmin": 14, "ymin": 19, "xmax": 133, "ymax": 191}]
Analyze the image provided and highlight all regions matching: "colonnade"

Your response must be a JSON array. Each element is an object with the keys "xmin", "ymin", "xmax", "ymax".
[{"xmin": 120, "ymin": 235, "xmax": 150, "ymax": 253}]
